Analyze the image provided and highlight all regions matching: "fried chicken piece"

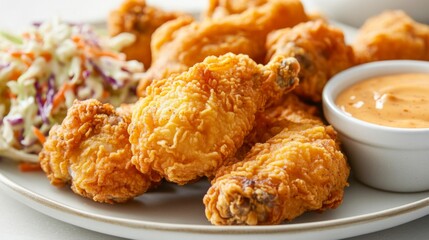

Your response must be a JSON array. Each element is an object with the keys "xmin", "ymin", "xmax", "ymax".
[
  {"xmin": 204, "ymin": 123, "xmax": 349, "ymax": 225},
  {"xmin": 39, "ymin": 99, "xmax": 155, "ymax": 204},
  {"xmin": 231, "ymin": 93, "xmax": 321, "ymax": 164},
  {"xmin": 266, "ymin": 20, "xmax": 355, "ymax": 102},
  {"xmin": 116, "ymin": 103, "xmax": 134, "ymax": 119},
  {"xmin": 246, "ymin": 93, "xmax": 322, "ymax": 147},
  {"xmin": 353, "ymin": 11, "xmax": 429, "ymax": 63},
  {"xmin": 204, "ymin": 0, "xmax": 269, "ymax": 19},
  {"xmin": 204, "ymin": 0, "xmax": 324, "ymax": 21},
  {"xmin": 137, "ymin": 0, "xmax": 308, "ymax": 96},
  {"xmin": 129, "ymin": 53, "xmax": 300, "ymax": 185},
  {"xmin": 108, "ymin": 0, "xmax": 185, "ymax": 68}
]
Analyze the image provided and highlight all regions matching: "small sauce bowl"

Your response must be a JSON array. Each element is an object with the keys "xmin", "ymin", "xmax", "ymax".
[{"xmin": 322, "ymin": 60, "xmax": 429, "ymax": 192}]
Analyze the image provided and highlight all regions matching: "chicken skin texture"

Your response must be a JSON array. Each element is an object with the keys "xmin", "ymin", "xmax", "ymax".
[
  {"xmin": 246, "ymin": 93, "xmax": 322, "ymax": 147},
  {"xmin": 204, "ymin": 0, "xmax": 269, "ymax": 19},
  {"xmin": 203, "ymin": 0, "xmax": 324, "ymax": 21},
  {"xmin": 231, "ymin": 93, "xmax": 322, "ymax": 163},
  {"xmin": 39, "ymin": 99, "xmax": 154, "ymax": 204},
  {"xmin": 266, "ymin": 20, "xmax": 355, "ymax": 102},
  {"xmin": 137, "ymin": 0, "xmax": 307, "ymax": 96},
  {"xmin": 353, "ymin": 11, "xmax": 429, "ymax": 63},
  {"xmin": 108, "ymin": 0, "xmax": 185, "ymax": 68},
  {"xmin": 129, "ymin": 53, "xmax": 300, "ymax": 185},
  {"xmin": 204, "ymin": 123, "xmax": 349, "ymax": 225}
]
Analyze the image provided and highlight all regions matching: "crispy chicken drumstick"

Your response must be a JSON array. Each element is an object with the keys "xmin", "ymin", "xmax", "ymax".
[
  {"xmin": 129, "ymin": 53, "xmax": 300, "ymax": 185},
  {"xmin": 204, "ymin": 115, "xmax": 349, "ymax": 225},
  {"xmin": 266, "ymin": 20, "xmax": 355, "ymax": 102}
]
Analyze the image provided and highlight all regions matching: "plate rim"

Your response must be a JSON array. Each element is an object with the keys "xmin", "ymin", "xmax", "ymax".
[{"xmin": 1, "ymin": 168, "xmax": 429, "ymax": 235}]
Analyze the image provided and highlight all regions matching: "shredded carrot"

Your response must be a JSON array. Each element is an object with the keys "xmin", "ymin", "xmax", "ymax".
[
  {"xmin": 71, "ymin": 35, "xmax": 81, "ymax": 43},
  {"xmin": 33, "ymin": 126, "xmax": 46, "ymax": 144},
  {"xmin": 10, "ymin": 52, "xmax": 21, "ymax": 58},
  {"xmin": 8, "ymin": 69, "xmax": 22, "ymax": 80},
  {"xmin": 23, "ymin": 58, "xmax": 33, "ymax": 67},
  {"xmin": 6, "ymin": 91, "xmax": 17, "ymax": 99},
  {"xmin": 34, "ymin": 32, "xmax": 42, "ymax": 42},
  {"xmin": 52, "ymin": 83, "xmax": 74, "ymax": 110},
  {"xmin": 72, "ymin": 35, "xmax": 85, "ymax": 49},
  {"xmin": 19, "ymin": 162, "xmax": 42, "ymax": 172},
  {"xmin": 73, "ymin": 35, "xmax": 121, "ymax": 60},
  {"xmin": 78, "ymin": 53, "xmax": 86, "ymax": 63},
  {"xmin": 10, "ymin": 51, "xmax": 35, "ymax": 67},
  {"xmin": 22, "ymin": 32, "xmax": 30, "ymax": 39},
  {"xmin": 89, "ymin": 49, "xmax": 121, "ymax": 59},
  {"xmin": 22, "ymin": 32, "xmax": 42, "ymax": 42},
  {"xmin": 10, "ymin": 51, "xmax": 35, "ymax": 60},
  {"xmin": 26, "ymin": 52, "xmax": 35, "ymax": 60},
  {"xmin": 40, "ymin": 52, "xmax": 52, "ymax": 62},
  {"xmin": 102, "ymin": 90, "xmax": 110, "ymax": 99}
]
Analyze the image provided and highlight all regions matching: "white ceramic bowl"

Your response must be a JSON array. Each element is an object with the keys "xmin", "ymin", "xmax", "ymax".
[
  {"xmin": 322, "ymin": 60, "xmax": 429, "ymax": 192},
  {"xmin": 306, "ymin": 0, "xmax": 429, "ymax": 27}
]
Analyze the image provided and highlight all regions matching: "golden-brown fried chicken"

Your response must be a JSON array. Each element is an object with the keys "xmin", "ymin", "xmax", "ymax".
[
  {"xmin": 128, "ymin": 53, "xmax": 300, "ymax": 185},
  {"xmin": 116, "ymin": 103, "xmax": 134, "ymax": 119},
  {"xmin": 246, "ymin": 93, "xmax": 322, "ymax": 147},
  {"xmin": 137, "ymin": 0, "xmax": 308, "ymax": 96},
  {"xmin": 108, "ymin": 0, "xmax": 185, "ymax": 68},
  {"xmin": 204, "ymin": 0, "xmax": 269, "ymax": 19},
  {"xmin": 230, "ymin": 93, "xmax": 322, "ymax": 164},
  {"xmin": 204, "ymin": 123, "xmax": 349, "ymax": 225},
  {"xmin": 266, "ymin": 20, "xmax": 355, "ymax": 102},
  {"xmin": 353, "ymin": 10, "xmax": 429, "ymax": 63},
  {"xmin": 39, "ymin": 99, "xmax": 155, "ymax": 204}
]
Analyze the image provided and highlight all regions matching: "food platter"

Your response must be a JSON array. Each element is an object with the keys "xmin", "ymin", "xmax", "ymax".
[
  {"xmin": 1, "ymin": 159, "xmax": 429, "ymax": 240},
  {"xmin": 1, "ymin": 1, "xmax": 429, "ymax": 240}
]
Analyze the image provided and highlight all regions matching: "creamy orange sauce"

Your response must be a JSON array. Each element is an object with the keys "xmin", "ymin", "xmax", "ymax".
[{"xmin": 336, "ymin": 73, "xmax": 429, "ymax": 128}]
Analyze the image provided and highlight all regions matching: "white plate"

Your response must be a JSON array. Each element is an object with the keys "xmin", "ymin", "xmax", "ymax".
[{"xmin": 1, "ymin": 160, "xmax": 429, "ymax": 240}]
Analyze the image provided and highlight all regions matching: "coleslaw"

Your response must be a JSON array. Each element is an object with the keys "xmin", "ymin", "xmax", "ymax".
[{"xmin": 0, "ymin": 19, "xmax": 143, "ymax": 163}]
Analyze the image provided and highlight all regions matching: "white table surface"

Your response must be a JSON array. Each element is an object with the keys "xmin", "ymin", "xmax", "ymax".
[{"xmin": 1, "ymin": 0, "xmax": 428, "ymax": 239}]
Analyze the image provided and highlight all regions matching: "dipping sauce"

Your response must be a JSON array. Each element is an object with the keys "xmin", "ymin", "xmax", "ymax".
[{"xmin": 336, "ymin": 73, "xmax": 429, "ymax": 128}]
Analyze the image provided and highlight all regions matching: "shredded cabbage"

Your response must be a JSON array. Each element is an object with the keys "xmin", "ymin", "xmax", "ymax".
[{"xmin": 0, "ymin": 19, "xmax": 143, "ymax": 163}]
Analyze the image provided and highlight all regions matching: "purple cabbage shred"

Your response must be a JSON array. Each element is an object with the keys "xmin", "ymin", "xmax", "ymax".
[
  {"xmin": 43, "ymin": 74, "xmax": 55, "ymax": 117},
  {"xmin": 34, "ymin": 78, "xmax": 51, "ymax": 124},
  {"xmin": 88, "ymin": 59, "xmax": 122, "ymax": 88},
  {"xmin": 83, "ymin": 70, "xmax": 91, "ymax": 79},
  {"xmin": 7, "ymin": 117, "xmax": 24, "ymax": 125}
]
